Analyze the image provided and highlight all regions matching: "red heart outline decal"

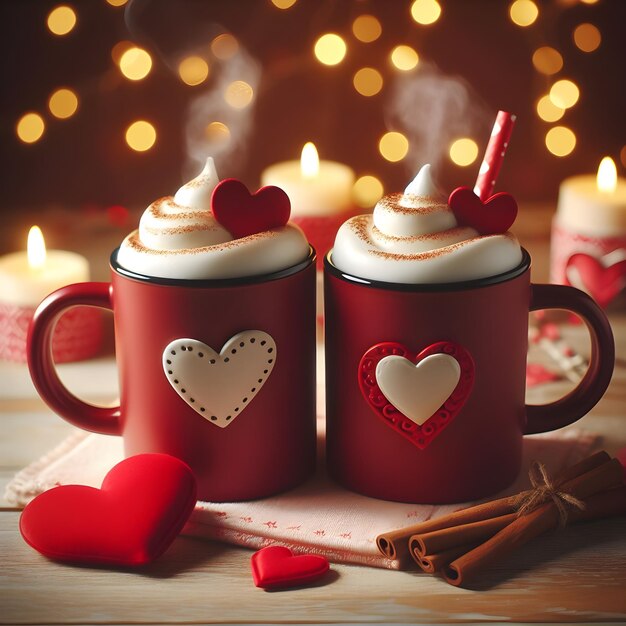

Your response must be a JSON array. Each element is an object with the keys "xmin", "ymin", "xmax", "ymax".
[
  {"xmin": 211, "ymin": 178, "xmax": 291, "ymax": 238},
  {"xmin": 448, "ymin": 186, "xmax": 518, "ymax": 235},
  {"xmin": 251, "ymin": 546, "xmax": 330, "ymax": 589},
  {"xmin": 19, "ymin": 454, "xmax": 197, "ymax": 566},
  {"xmin": 565, "ymin": 253, "xmax": 626, "ymax": 308},
  {"xmin": 359, "ymin": 341, "xmax": 475, "ymax": 450}
]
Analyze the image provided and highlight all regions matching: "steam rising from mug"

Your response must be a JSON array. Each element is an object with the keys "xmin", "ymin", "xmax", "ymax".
[{"xmin": 386, "ymin": 62, "xmax": 492, "ymax": 173}]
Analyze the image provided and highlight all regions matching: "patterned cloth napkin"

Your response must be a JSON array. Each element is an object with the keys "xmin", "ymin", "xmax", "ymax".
[{"xmin": 5, "ymin": 425, "xmax": 597, "ymax": 569}]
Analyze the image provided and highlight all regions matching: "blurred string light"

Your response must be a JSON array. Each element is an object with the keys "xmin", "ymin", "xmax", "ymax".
[
  {"xmin": 579, "ymin": 0, "xmax": 599, "ymax": 4},
  {"xmin": 314, "ymin": 33, "xmax": 347, "ymax": 65},
  {"xmin": 545, "ymin": 126, "xmax": 576, "ymax": 157},
  {"xmin": 270, "ymin": 0, "xmax": 297, "ymax": 8},
  {"xmin": 536, "ymin": 95, "xmax": 565, "ymax": 122},
  {"xmin": 449, "ymin": 138, "xmax": 479, "ymax": 166},
  {"xmin": 48, "ymin": 88, "xmax": 79, "ymax": 119},
  {"xmin": 119, "ymin": 47, "xmax": 152, "ymax": 81},
  {"xmin": 205, "ymin": 122, "xmax": 231, "ymax": 146},
  {"xmin": 47, "ymin": 5, "xmax": 77, "ymax": 36},
  {"xmin": 125, "ymin": 120, "xmax": 156, "ymax": 152},
  {"xmin": 509, "ymin": 0, "xmax": 539, "ymax": 27},
  {"xmin": 410, "ymin": 0, "xmax": 441, "ymax": 25},
  {"xmin": 379, "ymin": 132, "xmax": 409, "ymax": 162},
  {"xmin": 549, "ymin": 79, "xmax": 579, "ymax": 109},
  {"xmin": 532, "ymin": 47, "xmax": 563, "ymax": 75},
  {"xmin": 390, "ymin": 45, "xmax": 419, "ymax": 71},
  {"xmin": 573, "ymin": 23, "xmax": 601, "ymax": 52},
  {"xmin": 111, "ymin": 40, "xmax": 133, "ymax": 65},
  {"xmin": 211, "ymin": 34, "xmax": 239, "ymax": 60},
  {"xmin": 352, "ymin": 15, "xmax": 382, "ymax": 43},
  {"xmin": 178, "ymin": 56, "xmax": 210, "ymax": 86},
  {"xmin": 224, "ymin": 81, "xmax": 254, "ymax": 109},
  {"xmin": 16, "ymin": 113, "xmax": 45, "ymax": 144},
  {"xmin": 106, "ymin": 0, "xmax": 128, "ymax": 6},
  {"xmin": 353, "ymin": 68, "xmax": 383, "ymax": 96},
  {"xmin": 353, "ymin": 175, "xmax": 384, "ymax": 208}
]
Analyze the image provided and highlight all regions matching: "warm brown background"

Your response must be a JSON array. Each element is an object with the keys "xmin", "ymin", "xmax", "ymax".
[{"xmin": 1, "ymin": 0, "xmax": 625, "ymax": 254}]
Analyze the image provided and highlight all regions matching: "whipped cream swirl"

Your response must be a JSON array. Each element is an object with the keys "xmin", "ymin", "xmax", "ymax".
[
  {"xmin": 330, "ymin": 164, "xmax": 522, "ymax": 284},
  {"xmin": 117, "ymin": 158, "xmax": 310, "ymax": 280}
]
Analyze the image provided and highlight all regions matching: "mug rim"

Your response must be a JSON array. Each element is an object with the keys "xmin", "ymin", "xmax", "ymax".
[
  {"xmin": 324, "ymin": 247, "xmax": 531, "ymax": 292},
  {"xmin": 110, "ymin": 245, "xmax": 316, "ymax": 287}
]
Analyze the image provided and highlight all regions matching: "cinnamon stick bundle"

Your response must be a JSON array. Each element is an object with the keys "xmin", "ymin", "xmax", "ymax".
[{"xmin": 376, "ymin": 450, "xmax": 611, "ymax": 563}]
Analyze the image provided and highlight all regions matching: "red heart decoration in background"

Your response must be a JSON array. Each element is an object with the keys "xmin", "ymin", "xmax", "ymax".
[
  {"xmin": 20, "ymin": 454, "xmax": 197, "ymax": 566},
  {"xmin": 211, "ymin": 178, "xmax": 291, "ymax": 239},
  {"xmin": 359, "ymin": 341, "xmax": 474, "ymax": 450},
  {"xmin": 251, "ymin": 546, "xmax": 330, "ymax": 590},
  {"xmin": 566, "ymin": 253, "xmax": 626, "ymax": 308},
  {"xmin": 448, "ymin": 186, "xmax": 518, "ymax": 235}
]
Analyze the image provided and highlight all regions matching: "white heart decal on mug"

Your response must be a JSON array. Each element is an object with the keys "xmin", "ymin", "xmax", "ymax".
[
  {"xmin": 376, "ymin": 354, "xmax": 461, "ymax": 426},
  {"xmin": 162, "ymin": 331, "xmax": 276, "ymax": 428}
]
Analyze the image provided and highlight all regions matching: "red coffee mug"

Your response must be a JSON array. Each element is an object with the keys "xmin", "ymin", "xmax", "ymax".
[
  {"xmin": 28, "ymin": 248, "xmax": 317, "ymax": 502},
  {"xmin": 324, "ymin": 249, "xmax": 614, "ymax": 503}
]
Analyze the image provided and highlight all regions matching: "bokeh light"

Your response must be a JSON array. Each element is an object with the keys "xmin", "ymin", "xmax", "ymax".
[
  {"xmin": 352, "ymin": 15, "xmax": 382, "ymax": 43},
  {"xmin": 119, "ymin": 47, "xmax": 152, "ymax": 81},
  {"xmin": 573, "ymin": 23, "xmax": 601, "ymax": 52},
  {"xmin": 353, "ymin": 176, "xmax": 384, "ymax": 208},
  {"xmin": 224, "ymin": 81, "xmax": 254, "ymax": 109},
  {"xmin": 390, "ymin": 45, "xmax": 419, "ymax": 71},
  {"xmin": 106, "ymin": 0, "xmax": 128, "ymax": 6},
  {"xmin": 410, "ymin": 0, "xmax": 442, "ymax": 25},
  {"xmin": 111, "ymin": 40, "xmax": 133, "ymax": 65},
  {"xmin": 46, "ymin": 5, "xmax": 77, "ymax": 36},
  {"xmin": 536, "ymin": 95, "xmax": 565, "ymax": 122},
  {"xmin": 178, "ymin": 56, "xmax": 210, "ymax": 86},
  {"xmin": 545, "ymin": 126, "xmax": 576, "ymax": 157},
  {"xmin": 271, "ymin": 0, "xmax": 297, "ymax": 8},
  {"xmin": 48, "ymin": 88, "xmax": 79, "ymax": 119},
  {"xmin": 211, "ymin": 34, "xmax": 239, "ymax": 60},
  {"xmin": 509, "ymin": 0, "xmax": 539, "ymax": 27},
  {"xmin": 16, "ymin": 113, "xmax": 45, "ymax": 144},
  {"xmin": 532, "ymin": 47, "xmax": 563, "ymax": 75},
  {"xmin": 379, "ymin": 132, "xmax": 409, "ymax": 162},
  {"xmin": 314, "ymin": 33, "xmax": 347, "ymax": 66},
  {"xmin": 353, "ymin": 68, "xmax": 383, "ymax": 97},
  {"xmin": 204, "ymin": 122, "xmax": 231, "ymax": 145},
  {"xmin": 449, "ymin": 138, "xmax": 479, "ymax": 166},
  {"xmin": 125, "ymin": 121, "xmax": 157, "ymax": 152},
  {"xmin": 549, "ymin": 79, "xmax": 580, "ymax": 109}
]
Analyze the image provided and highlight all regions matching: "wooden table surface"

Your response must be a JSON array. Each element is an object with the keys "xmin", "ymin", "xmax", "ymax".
[{"xmin": 1, "ymin": 214, "xmax": 626, "ymax": 624}]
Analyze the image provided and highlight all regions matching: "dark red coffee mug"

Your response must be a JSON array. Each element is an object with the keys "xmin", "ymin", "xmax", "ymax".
[
  {"xmin": 324, "ymin": 248, "xmax": 614, "ymax": 503},
  {"xmin": 28, "ymin": 248, "xmax": 317, "ymax": 502}
]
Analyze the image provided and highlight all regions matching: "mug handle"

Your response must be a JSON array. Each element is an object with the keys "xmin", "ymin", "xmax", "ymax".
[
  {"xmin": 525, "ymin": 283, "xmax": 614, "ymax": 434},
  {"xmin": 27, "ymin": 282, "xmax": 122, "ymax": 435}
]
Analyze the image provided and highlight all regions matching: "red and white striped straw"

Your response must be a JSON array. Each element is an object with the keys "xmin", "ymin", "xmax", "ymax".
[{"xmin": 473, "ymin": 111, "xmax": 516, "ymax": 201}]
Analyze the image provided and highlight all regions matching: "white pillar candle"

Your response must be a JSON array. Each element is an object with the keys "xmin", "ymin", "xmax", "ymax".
[
  {"xmin": 0, "ymin": 226, "xmax": 89, "ymax": 306},
  {"xmin": 261, "ymin": 143, "xmax": 355, "ymax": 217}
]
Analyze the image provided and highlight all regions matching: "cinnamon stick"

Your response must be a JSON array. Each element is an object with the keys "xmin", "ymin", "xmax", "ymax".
[
  {"xmin": 376, "ymin": 450, "xmax": 610, "ymax": 562},
  {"xmin": 443, "ymin": 471, "xmax": 626, "ymax": 587}
]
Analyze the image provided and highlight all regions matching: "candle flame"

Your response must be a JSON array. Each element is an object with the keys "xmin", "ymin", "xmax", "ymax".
[
  {"xmin": 27, "ymin": 226, "xmax": 46, "ymax": 269},
  {"xmin": 597, "ymin": 157, "xmax": 617, "ymax": 193},
  {"xmin": 301, "ymin": 142, "xmax": 319, "ymax": 178}
]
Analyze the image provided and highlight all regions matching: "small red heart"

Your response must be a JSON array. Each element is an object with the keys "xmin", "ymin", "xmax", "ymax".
[
  {"xmin": 19, "ymin": 454, "xmax": 197, "ymax": 566},
  {"xmin": 448, "ymin": 186, "xmax": 518, "ymax": 235},
  {"xmin": 359, "ymin": 341, "xmax": 474, "ymax": 450},
  {"xmin": 566, "ymin": 253, "xmax": 626, "ymax": 308},
  {"xmin": 251, "ymin": 546, "xmax": 330, "ymax": 589},
  {"xmin": 211, "ymin": 178, "xmax": 291, "ymax": 238}
]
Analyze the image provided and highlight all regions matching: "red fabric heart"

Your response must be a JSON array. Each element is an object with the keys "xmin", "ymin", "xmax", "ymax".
[
  {"xmin": 359, "ymin": 341, "xmax": 474, "ymax": 450},
  {"xmin": 566, "ymin": 253, "xmax": 626, "ymax": 308},
  {"xmin": 448, "ymin": 186, "xmax": 518, "ymax": 235},
  {"xmin": 211, "ymin": 178, "xmax": 291, "ymax": 238},
  {"xmin": 251, "ymin": 546, "xmax": 330, "ymax": 589},
  {"xmin": 19, "ymin": 454, "xmax": 197, "ymax": 566}
]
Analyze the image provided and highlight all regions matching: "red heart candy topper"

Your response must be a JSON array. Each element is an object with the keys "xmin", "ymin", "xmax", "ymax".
[
  {"xmin": 448, "ymin": 186, "xmax": 518, "ymax": 235},
  {"xmin": 211, "ymin": 178, "xmax": 291, "ymax": 239},
  {"xmin": 251, "ymin": 545, "xmax": 330, "ymax": 590}
]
